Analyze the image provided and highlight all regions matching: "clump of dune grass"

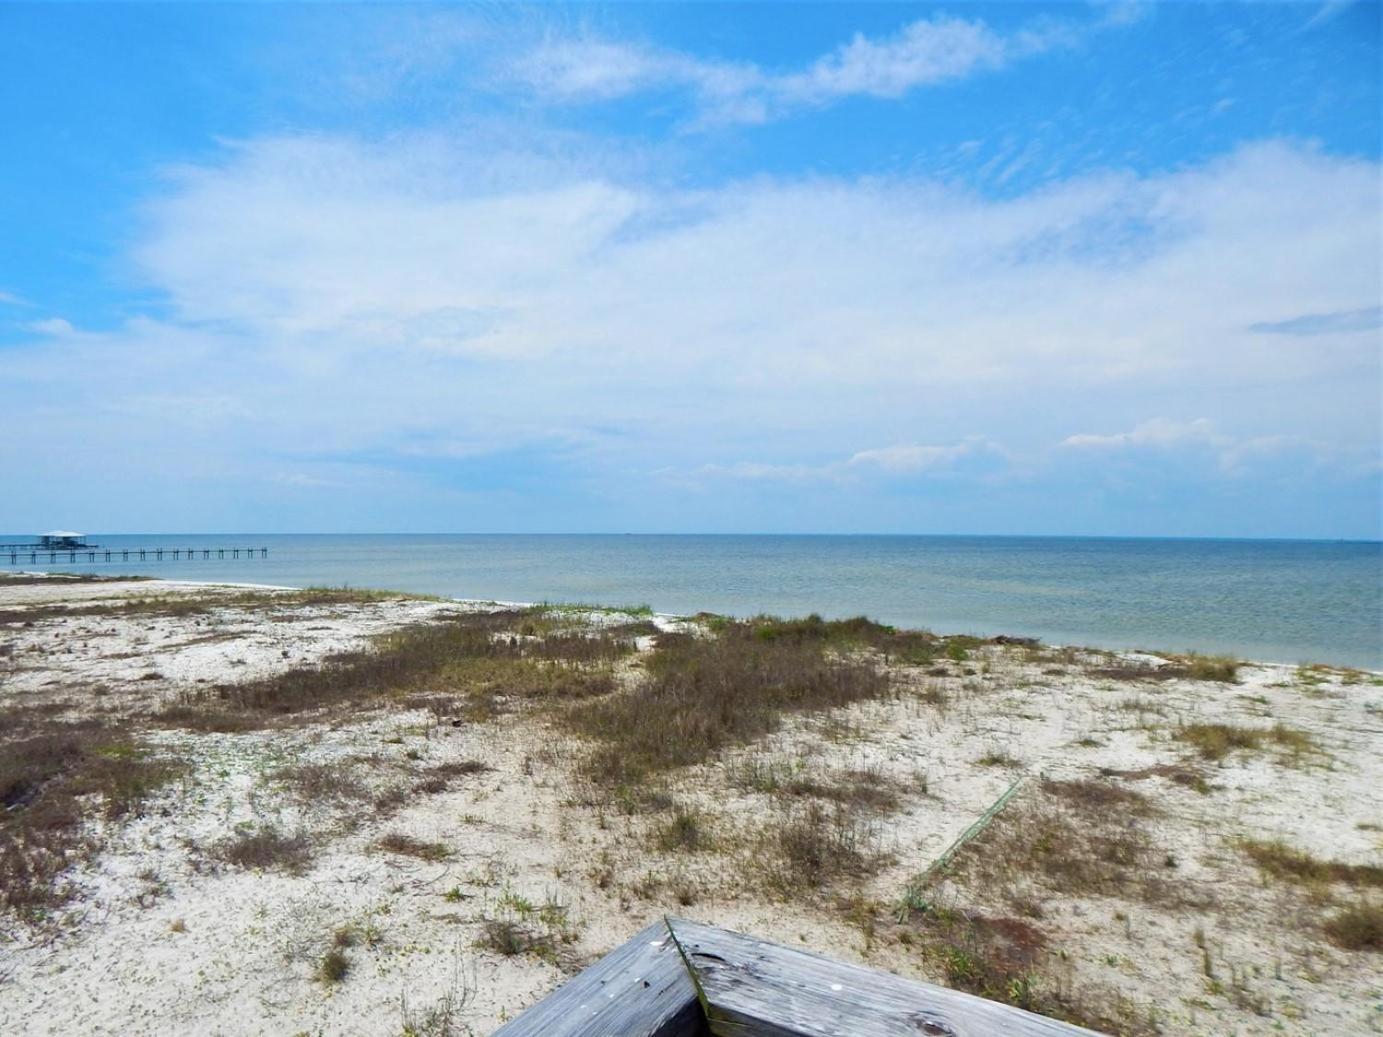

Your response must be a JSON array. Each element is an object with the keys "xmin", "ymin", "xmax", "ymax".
[
  {"xmin": 910, "ymin": 908, "xmax": 1049, "ymax": 1011},
  {"xmin": 740, "ymin": 612, "xmax": 948, "ymax": 665},
  {"xmin": 376, "ymin": 832, "xmax": 451, "ymax": 862},
  {"xmin": 941, "ymin": 779, "xmax": 1181, "ymax": 907},
  {"xmin": 653, "ymin": 804, "xmax": 714, "ymax": 853},
  {"xmin": 1175, "ymin": 722, "xmax": 1321, "ymax": 762},
  {"xmin": 0, "ymin": 585, "xmax": 424, "ymax": 627},
  {"xmin": 272, "ymin": 761, "xmax": 368, "ymax": 804},
  {"xmin": 0, "ymin": 715, "xmax": 186, "ymax": 925},
  {"xmin": 474, "ymin": 890, "xmax": 575, "ymax": 964},
  {"xmin": 1089, "ymin": 653, "xmax": 1238, "ymax": 684},
  {"xmin": 1182, "ymin": 654, "xmax": 1240, "ymax": 683},
  {"xmin": 565, "ymin": 617, "xmax": 889, "ymax": 792},
  {"xmin": 892, "ymin": 906, "xmax": 1145, "ymax": 1035},
  {"xmin": 755, "ymin": 800, "xmax": 880, "ymax": 896},
  {"xmin": 214, "ymin": 825, "xmax": 314, "ymax": 873},
  {"xmin": 318, "ymin": 947, "xmax": 350, "ymax": 983},
  {"xmin": 1237, "ymin": 839, "xmax": 1383, "ymax": 888},
  {"xmin": 1324, "ymin": 902, "xmax": 1383, "ymax": 951},
  {"xmin": 976, "ymin": 750, "xmax": 1020, "ymax": 768},
  {"xmin": 160, "ymin": 610, "xmax": 630, "ymax": 728},
  {"xmin": 1175, "ymin": 723, "xmax": 1263, "ymax": 760},
  {"xmin": 1042, "ymin": 777, "xmax": 1153, "ymax": 815},
  {"xmin": 728, "ymin": 757, "xmax": 904, "ymax": 812}
]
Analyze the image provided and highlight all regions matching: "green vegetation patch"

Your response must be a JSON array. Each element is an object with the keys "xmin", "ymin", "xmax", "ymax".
[
  {"xmin": 1175, "ymin": 723, "xmax": 1322, "ymax": 762},
  {"xmin": 565, "ymin": 616, "xmax": 890, "ymax": 790},
  {"xmin": 1237, "ymin": 839, "xmax": 1383, "ymax": 888},
  {"xmin": 160, "ymin": 610, "xmax": 632, "ymax": 728},
  {"xmin": 0, "ymin": 717, "xmax": 186, "ymax": 926},
  {"xmin": 1324, "ymin": 902, "xmax": 1383, "ymax": 952}
]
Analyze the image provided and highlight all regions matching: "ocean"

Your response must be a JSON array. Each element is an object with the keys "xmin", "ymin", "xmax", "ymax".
[{"xmin": 5, "ymin": 534, "xmax": 1380, "ymax": 669}]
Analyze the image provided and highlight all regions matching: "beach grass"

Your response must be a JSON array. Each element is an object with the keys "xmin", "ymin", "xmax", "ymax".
[{"xmin": 563, "ymin": 615, "xmax": 890, "ymax": 791}]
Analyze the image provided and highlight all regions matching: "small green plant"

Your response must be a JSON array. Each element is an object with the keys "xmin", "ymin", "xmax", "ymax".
[
  {"xmin": 399, "ymin": 968, "xmax": 472, "ymax": 1037},
  {"xmin": 895, "ymin": 879, "xmax": 932, "ymax": 923},
  {"xmin": 654, "ymin": 804, "xmax": 713, "ymax": 853}
]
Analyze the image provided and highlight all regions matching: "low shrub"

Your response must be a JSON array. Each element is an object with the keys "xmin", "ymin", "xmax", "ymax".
[{"xmin": 1324, "ymin": 903, "xmax": 1383, "ymax": 951}]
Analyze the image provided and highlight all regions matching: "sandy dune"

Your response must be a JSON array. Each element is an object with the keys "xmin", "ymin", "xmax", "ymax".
[{"xmin": 1, "ymin": 577, "xmax": 1379, "ymax": 1036}]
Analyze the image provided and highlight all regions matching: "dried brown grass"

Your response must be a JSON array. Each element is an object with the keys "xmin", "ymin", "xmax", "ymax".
[{"xmin": 565, "ymin": 618, "xmax": 890, "ymax": 791}]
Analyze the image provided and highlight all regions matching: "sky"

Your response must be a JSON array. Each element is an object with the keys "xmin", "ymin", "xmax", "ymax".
[{"xmin": 1, "ymin": 1, "xmax": 1379, "ymax": 538}]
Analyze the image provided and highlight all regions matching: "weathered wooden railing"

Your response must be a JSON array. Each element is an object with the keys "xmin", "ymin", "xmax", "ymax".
[{"xmin": 492, "ymin": 916, "xmax": 1103, "ymax": 1037}]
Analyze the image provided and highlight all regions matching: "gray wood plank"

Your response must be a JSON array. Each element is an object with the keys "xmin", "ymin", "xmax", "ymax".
[
  {"xmin": 667, "ymin": 917, "xmax": 1105, "ymax": 1037},
  {"xmin": 490, "ymin": 918, "xmax": 706, "ymax": 1037}
]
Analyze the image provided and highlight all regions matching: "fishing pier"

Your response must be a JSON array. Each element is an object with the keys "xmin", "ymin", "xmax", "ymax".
[{"xmin": 1, "ymin": 532, "xmax": 269, "ymax": 568}]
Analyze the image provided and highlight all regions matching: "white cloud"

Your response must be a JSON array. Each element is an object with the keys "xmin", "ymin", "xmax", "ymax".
[
  {"xmin": 503, "ymin": 12, "xmax": 1098, "ymax": 125},
  {"xmin": 28, "ymin": 317, "xmax": 75, "ymax": 336},
  {"xmin": 701, "ymin": 438, "xmax": 1001, "ymax": 483},
  {"xmin": 5, "ymin": 134, "xmax": 1377, "ymax": 530},
  {"xmin": 772, "ymin": 17, "xmax": 1007, "ymax": 104},
  {"xmin": 509, "ymin": 35, "xmax": 762, "ymax": 109},
  {"xmin": 127, "ymin": 135, "xmax": 1380, "ymax": 398},
  {"xmin": 1061, "ymin": 418, "xmax": 1220, "ymax": 450},
  {"xmin": 1061, "ymin": 418, "xmax": 1341, "ymax": 476}
]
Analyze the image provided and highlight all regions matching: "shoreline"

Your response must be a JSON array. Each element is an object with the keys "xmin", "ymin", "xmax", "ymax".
[
  {"xmin": 4, "ymin": 570, "xmax": 1378, "ymax": 674},
  {"xmin": 5, "ymin": 531, "xmax": 1377, "ymax": 670}
]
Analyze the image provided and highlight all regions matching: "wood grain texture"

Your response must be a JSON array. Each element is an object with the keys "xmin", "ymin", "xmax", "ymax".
[
  {"xmin": 490, "ymin": 918, "xmax": 706, "ymax": 1037},
  {"xmin": 667, "ymin": 917, "xmax": 1106, "ymax": 1037}
]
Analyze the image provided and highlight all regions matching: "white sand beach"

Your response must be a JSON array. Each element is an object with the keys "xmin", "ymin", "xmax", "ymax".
[{"xmin": 1, "ymin": 577, "xmax": 1379, "ymax": 1036}]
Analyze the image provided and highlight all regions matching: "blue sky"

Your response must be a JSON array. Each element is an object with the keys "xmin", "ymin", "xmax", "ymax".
[{"xmin": 1, "ymin": 2, "xmax": 1379, "ymax": 537}]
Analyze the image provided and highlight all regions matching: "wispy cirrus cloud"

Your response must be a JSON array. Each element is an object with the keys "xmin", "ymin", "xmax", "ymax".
[
  {"xmin": 1302, "ymin": 0, "xmax": 1360, "ymax": 30},
  {"xmin": 503, "ymin": 10, "xmax": 1117, "ymax": 126}
]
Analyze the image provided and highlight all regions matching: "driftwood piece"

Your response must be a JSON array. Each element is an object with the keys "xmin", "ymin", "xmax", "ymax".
[
  {"xmin": 490, "ymin": 918, "xmax": 705, "ymax": 1037},
  {"xmin": 668, "ymin": 917, "xmax": 1103, "ymax": 1037}
]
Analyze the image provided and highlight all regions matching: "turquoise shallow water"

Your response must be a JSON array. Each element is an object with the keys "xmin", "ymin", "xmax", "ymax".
[{"xmin": 5, "ymin": 534, "xmax": 1380, "ymax": 668}]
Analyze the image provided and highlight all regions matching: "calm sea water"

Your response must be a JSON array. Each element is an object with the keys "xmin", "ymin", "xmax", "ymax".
[{"xmin": 5, "ymin": 534, "xmax": 1380, "ymax": 668}]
